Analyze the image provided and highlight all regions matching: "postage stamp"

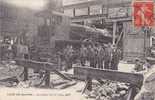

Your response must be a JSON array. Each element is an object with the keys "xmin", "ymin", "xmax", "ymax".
[{"xmin": 133, "ymin": 0, "xmax": 154, "ymax": 27}]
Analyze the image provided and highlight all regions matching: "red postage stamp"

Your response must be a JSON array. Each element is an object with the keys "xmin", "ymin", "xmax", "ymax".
[{"xmin": 133, "ymin": 0, "xmax": 154, "ymax": 27}]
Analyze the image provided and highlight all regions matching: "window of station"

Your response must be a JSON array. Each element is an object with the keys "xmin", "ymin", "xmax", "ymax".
[
  {"xmin": 102, "ymin": 7, "xmax": 108, "ymax": 15},
  {"xmin": 51, "ymin": 17, "xmax": 55, "ymax": 25},
  {"xmin": 0, "ymin": 5, "xmax": 8, "ymax": 18},
  {"xmin": 75, "ymin": 8, "xmax": 88, "ymax": 16},
  {"xmin": 90, "ymin": 5, "xmax": 102, "ymax": 15},
  {"xmin": 46, "ymin": 19, "xmax": 50, "ymax": 26},
  {"xmin": 127, "ymin": 7, "xmax": 132, "ymax": 17},
  {"xmin": 0, "ymin": 5, "xmax": 17, "ymax": 19},
  {"xmin": 64, "ymin": 9, "xmax": 74, "ymax": 17},
  {"xmin": 55, "ymin": 15, "xmax": 62, "ymax": 25},
  {"xmin": 49, "ymin": 15, "xmax": 62, "ymax": 25},
  {"xmin": 108, "ymin": 7, "xmax": 128, "ymax": 18},
  {"xmin": 150, "ymin": 36, "xmax": 155, "ymax": 47}
]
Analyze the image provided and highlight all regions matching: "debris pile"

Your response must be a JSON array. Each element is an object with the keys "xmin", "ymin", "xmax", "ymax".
[
  {"xmin": 134, "ymin": 67, "xmax": 155, "ymax": 100},
  {"xmin": 0, "ymin": 61, "xmax": 24, "ymax": 87},
  {"xmin": 85, "ymin": 81, "xmax": 130, "ymax": 100}
]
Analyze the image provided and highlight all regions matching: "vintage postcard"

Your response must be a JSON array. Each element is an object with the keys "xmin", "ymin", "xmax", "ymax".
[{"xmin": 0, "ymin": 0, "xmax": 155, "ymax": 100}]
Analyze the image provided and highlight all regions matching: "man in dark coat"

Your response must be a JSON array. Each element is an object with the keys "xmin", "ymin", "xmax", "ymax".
[
  {"xmin": 104, "ymin": 43, "xmax": 112, "ymax": 69},
  {"xmin": 64, "ymin": 45, "xmax": 74, "ymax": 71},
  {"xmin": 87, "ymin": 45, "xmax": 97, "ymax": 68},
  {"xmin": 111, "ymin": 45, "xmax": 121, "ymax": 70},
  {"xmin": 97, "ymin": 45, "xmax": 105, "ymax": 69},
  {"xmin": 80, "ymin": 44, "xmax": 88, "ymax": 66}
]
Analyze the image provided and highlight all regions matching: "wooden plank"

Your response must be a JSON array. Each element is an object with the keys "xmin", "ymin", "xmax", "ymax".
[
  {"xmin": 82, "ymin": 77, "xmax": 92, "ymax": 94},
  {"xmin": 74, "ymin": 67, "xmax": 144, "ymax": 86},
  {"xmin": 82, "ymin": 80, "xmax": 89, "ymax": 94},
  {"xmin": 127, "ymin": 86, "xmax": 137, "ymax": 100},
  {"xmin": 54, "ymin": 70, "xmax": 72, "ymax": 81},
  {"xmin": 15, "ymin": 59, "xmax": 72, "ymax": 81},
  {"xmin": 127, "ymin": 88, "xmax": 133, "ymax": 100},
  {"xmin": 45, "ymin": 71, "xmax": 50, "ymax": 87},
  {"xmin": 23, "ymin": 67, "xmax": 28, "ymax": 81},
  {"xmin": 87, "ymin": 77, "xmax": 92, "ymax": 91},
  {"xmin": 55, "ymin": 81, "xmax": 77, "ymax": 89},
  {"xmin": 15, "ymin": 59, "xmax": 58, "ymax": 71},
  {"xmin": 0, "ymin": 76, "xmax": 19, "ymax": 83}
]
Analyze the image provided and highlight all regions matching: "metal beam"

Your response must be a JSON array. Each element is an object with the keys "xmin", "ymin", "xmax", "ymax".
[
  {"xmin": 71, "ymin": 15, "xmax": 132, "ymax": 22},
  {"xmin": 74, "ymin": 67, "xmax": 144, "ymax": 86},
  {"xmin": 71, "ymin": 14, "xmax": 107, "ymax": 22},
  {"xmin": 113, "ymin": 21, "xmax": 117, "ymax": 45},
  {"xmin": 71, "ymin": 15, "xmax": 155, "ymax": 23}
]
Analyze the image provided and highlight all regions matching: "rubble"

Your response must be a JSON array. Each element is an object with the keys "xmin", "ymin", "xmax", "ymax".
[
  {"xmin": 17, "ymin": 81, "xmax": 31, "ymax": 88},
  {"xmin": 134, "ymin": 67, "xmax": 155, "ymax": 100},
  {"xmin": 84, "ymin": 81, "xmax": 130, "ymax": 100},
  {"xmin": 0, "ymin": 61, "xmax": 24, "ymax": 87},
  {"xmin": 0, "ymin": 60, "xmax": 146, "ymax": 100}
]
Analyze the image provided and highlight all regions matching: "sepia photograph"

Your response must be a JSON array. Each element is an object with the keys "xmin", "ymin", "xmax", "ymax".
[{"xmin": 0, "ymin": 0, "xmax": 155, "ymax": 100}]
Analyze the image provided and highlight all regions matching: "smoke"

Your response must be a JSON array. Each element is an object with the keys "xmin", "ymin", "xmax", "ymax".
[{"xmin": 3, "ymin": 0, "xmax": 47, "ymax": 10}]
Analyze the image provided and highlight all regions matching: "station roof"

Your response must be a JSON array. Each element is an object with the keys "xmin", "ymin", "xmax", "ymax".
[{"xmin": 63, "ymin": 0, "xmax": 131, "ymax": 9}]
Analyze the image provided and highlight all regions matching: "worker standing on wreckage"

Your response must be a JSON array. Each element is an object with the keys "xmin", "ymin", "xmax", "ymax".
[
  {"xmin": 63, "ymin": 45, "xmax": 74, "ymax": 71},
  {"xmin": 80, "ymin": 44, "xmax": 88, "ymax": 66},
  {"xmin": 87, "ymin": 44, "xmax": 97, "ymax": 68},
  {"xmin": 104, "ymin": 43, "xmax": 113, "ymax": 69},
  {"xmin": 111, "ymin": 45, "xmax": 121, "ymax": 70},
  {"xmin": 96, "ymin": 44, "xmax": 105, "ymax": 69}
]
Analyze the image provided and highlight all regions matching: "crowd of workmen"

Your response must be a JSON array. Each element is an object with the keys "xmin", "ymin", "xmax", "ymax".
[
  {"xmin": 62, "ymin": 42, "xmax": 121, "ymax": 71},
  {"xmin": 0, "ymin": 37, "xmax": 122, "ymax": 72}
]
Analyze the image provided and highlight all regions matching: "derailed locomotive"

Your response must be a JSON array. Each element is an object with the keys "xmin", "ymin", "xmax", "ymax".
[{"xmin": 32, "ymin": 10, "xmax": 112, "ymax": 62}]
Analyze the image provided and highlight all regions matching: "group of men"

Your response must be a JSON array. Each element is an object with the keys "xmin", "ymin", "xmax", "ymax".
[
  {"xmin": 62, "ymin": 42, "xmax": 121, "ymax": 71},
  {"xmin": 80, "ymin": 43, "xmax": 121, "ymax": 70}
]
